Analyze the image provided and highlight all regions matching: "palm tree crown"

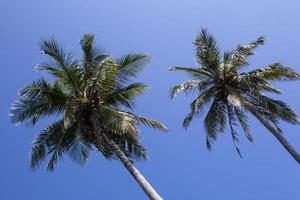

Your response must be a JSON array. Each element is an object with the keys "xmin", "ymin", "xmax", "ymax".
[
  {"xmin": 10, "ymin": 34, "xmax": 167, "ymax": 171},
  {"xmin": 170, "ymin": 29, "xmax": 300, "ymax": 157}
]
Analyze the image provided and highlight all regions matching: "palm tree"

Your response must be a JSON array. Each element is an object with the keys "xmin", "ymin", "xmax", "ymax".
[
  {"xmin": 169, "ymin": 29, "xmax": 300, "ymax": 163},
  {"xmin": 10, "ymin": 34, "xmax": 167, "ymax": 200}
]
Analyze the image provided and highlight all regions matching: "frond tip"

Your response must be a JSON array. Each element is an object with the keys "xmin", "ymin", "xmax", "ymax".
[
  {"xmin": 169, "ymin": 80, "xmax": 201, "ymax": 99},
  {"xmin": 135, "ymin": 115, "xmax": 168, "ymax": 132}
]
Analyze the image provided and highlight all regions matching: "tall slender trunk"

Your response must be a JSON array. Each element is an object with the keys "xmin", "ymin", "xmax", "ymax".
[
  {"xmin": 92, "ymin": 118, "xmax": 163, "ymax": 200},
  {"xmin": 247, "ymin": 105, "xmax": 300, "ymax": 164}
]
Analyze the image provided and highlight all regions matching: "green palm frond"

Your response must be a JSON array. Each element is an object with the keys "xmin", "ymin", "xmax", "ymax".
[
  {"xmin": 45, "ymin": 121, "xmax": 77, "ymax": 171},
  {"xmin": 244, "ymin": 63, "xmax": 300, "ymax": 81},
  {"xmin": 90, "ymin": 57, "xmax": 118, "ymax": 97},
  {"xmin": 231, "ymin": 36, "xmax": 265, "ymax": 68},
  {"xmin": 95, "ymin": 105, "xmax": 138, "ymax": 135},
  {"xmin": 204, "ymin": 97, "xmax": 226, "ymax": 140},
  {"xmin": 63, "ymin": 98, "xmax": 81, "ymax": 128},
  {"xmin": 227, "ymin": 104, "xmax": 242, "ymax": 157},
  {"xmin": 106, "ymin": 83, "xmax": 148, "ymax": 108},
  {"xmin": 80, "ymin": 34, "xmax": 96, "ymax": 70},
  {"xmin": 116, "ymin": 54, "xmax": 149, "ymax": 84},
  {"xmin": 237, "ymin": 73, "xmax": 282, "ymax": 95},
  {"xmin": 183, "ymin": 87, "xmax": 218, "ymax": 128},
  {"xmin": 68, "ymin": 135, "xmax": 92, "ymax": 165},
  {"xmin": 114, "ymin": 133, "xmax": 147, "ymax": 161},
  {"xmin": 80, "ymin": 34, "xmax": 109, "ymax": 81},
  {"xmin": 169, "ymin": 66, "xmax": 213, "ymax": 79},
  {"xmin": 10, "ymin": 78, "xmax": 67, "ymax": 125},
  {"xmin": 234, "ymin": 107, "xmax": 253, "ymax": 142},
  {"xmin": 194, "ymin": 29, "xmax": 220, "ymax": 75},
  {"xmin": 30, "ymin": 121, "xmax": 80, "ymax": 171},
  {"xmin": 256, "ymin": 95, "xmax": 300, "ymax": 124},
  {"xmin": 93, "ymin": 131, "xmax": 147, "ymax": 161},
  {"xmin": 133, "ymin": 115, "xmax": 168, "ymax": 132},
  {"xmin": 30, "ymin": 134, "xmax": 48, "ymax": 170},
  {"xmin": 39, "ymin": 38, "xmax": 81, "ymax": 95}
]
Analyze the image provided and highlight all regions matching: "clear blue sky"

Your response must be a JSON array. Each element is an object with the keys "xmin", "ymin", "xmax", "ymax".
[{"xmin": 1, "ymin": 0, "xmax": 300, "ymax": 199}]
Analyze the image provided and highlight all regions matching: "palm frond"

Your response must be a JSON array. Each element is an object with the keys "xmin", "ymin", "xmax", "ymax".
[
  {"xmin": 116, "ymin": 54, "xmax": 149, "ymax": 84},
  {"xmin": 244, "ymin": 101, "xmax": 284, "ymax": 134},
  {"xmin": 194, "ymin": 29, "xmax": 220, "ymax": 75},
  {"xmin": 80, "ymin": 34, "xmax": 109, "ymax": 82},
  {"xmin": 245, "ymin": 63, "xmax": 300, "ymax": 81},
  {"xmin": 88, "ymin": 57, "xmax": 118, "ymax": 98},
  {"xmin": 169, "ymin": 66, "xmax": 213, "ymax": 79},
  {"xmin": 169, "ymin": 80, "xmax": 212, "ymax": 99},
  {"xmin": 204, "ymin": 97, "xmax": 227, "ymax": 140},
  {"xmin": 236, "ymin": 73, "xmax": 282, "ymax": 95},
  {"xmin": 256, "ymin": 95, "xmax": 300, "ymax": 124},
  {"xmin": 231, "ymin": 36, "xmax": 266, "ymax": 68},
  {"xmin": 234, "ymin": 107, "xmax": 253, "ymax": 142},
  {"xmin": 68, "ymin": 135, "xmax": 91, "ymax": 165},
  {"xmin": 80, "ymin": 34, "xmax": 96, "ymax": 66},
  {"xmin": 113, "ymin": 133, "xmax": 147, "ymax": 161},
  {"xmin": 133, "ymin": 115, "xmax": 168, "ymax": 132},
  {"xmin": 29, "ymin": 134, "xmax": 48, "ymax": 170},
  {"xmin": 63, "ymin": 98, "xmax": 81, "ymax": 128},
  {"xmin": 39, "ymin": 37, "xmax": 82, "ymax": 95},
  {"xmin": 227, "ymin": 104, "xmax": 242, "ymax": 157},
  {"xmin": 183, "ymin": 87, "xmax": 219, "ymax": 128},
  {"xmin": 106, "ymin": 83, "xmax": 148, "ymax": 108},
  {"xmin": 46, "ymin": 122, "xmax": 77, "ymax": 171},
  {"xmin": 10, "ymin": 78, "xmax": 67, "ymax": 125},
  {"xmin": 92, "ymin": 127, "xmax": 147, "ymax": 161},
  {"xmin": 30, "ymin": 121, "xmax": 78, "ymax": 171},
  {"xmin": 95, "ymin": 105, "xmax": 138, "ymax": 135}
]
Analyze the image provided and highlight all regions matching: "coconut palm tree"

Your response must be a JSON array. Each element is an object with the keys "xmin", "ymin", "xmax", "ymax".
[
  {"xmin": 10, "ymin": 34, "xmax": 167, "ymax": 200},
  {"xmin": 169, "ymin": 29, "xmax": 300, "ymax": 163}
]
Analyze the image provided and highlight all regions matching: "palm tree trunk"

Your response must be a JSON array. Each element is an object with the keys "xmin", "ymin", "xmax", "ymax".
[
  {"xmin": 247, "ymin": 105, "xmax": 300, "ymax": 164},
  {"xmin": 92, "ymin": 118, "xmax": 163, "ymax": 200}
]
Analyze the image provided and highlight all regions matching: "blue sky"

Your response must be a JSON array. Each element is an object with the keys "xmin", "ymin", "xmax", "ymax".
[{"xmin": 1, "ymin": 0, "xmax": 300, "ymax": 199}]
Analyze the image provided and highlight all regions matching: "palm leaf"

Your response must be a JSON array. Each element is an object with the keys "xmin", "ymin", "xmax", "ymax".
[
  {"xmin": 194, "ymin": 29, "xmax": 220, "ymax": 75},
  {"xmin": 244, "ymin": 63, "xmax": 299, "ymax": 81},
  {"xmin": 204, "ymin": 97, "xmax": 226, "ymax": 140},
  {"xmin": 10, "ymin": 78, "xmax": 67, "ymax": 125},
  {"xmin": 227, "ymin": 104, "xmax": 242, "ymax": 157},
  {"xmin": 231, "ymin": 36, "xmax": 265, "ymax": 68},
  {"xmin": 80, "ymin": 34, "xmax": 109, "ymax": 82},
  {"xmin": 68, "ymin": 135, "xmax": 91, "ymax": 165},
  {"xmin": 183, "ymin": 87, "xmax": 219, "ymax": 128},
  {"xmin": 95, "ymin": 105, "xmax": 138, "ymax": 135},
  {"xmin": 39, "ymin": 37, "xmax": 81, "ymax": 95},
  {"xmin": 133, "ymin": 115, "xmax": 168, "ymax": 132},
  {"xmin": 169, "ymin": 66, "xmax": 213, "ymax": 79},
  {"xmin": 113, "ymin": 133, "xmax": 147, "ymax": 161},
  {"xmin": 234, "ymin": 107, "xmax": 253, "ymax": 142},
  {"xmin": 256, "ymin": 95, "xmax": 300, "ymax": 124},
  {"xmin": 170, "ymin": 80, "xmax": 212, "ymax": 99},
  {"xmin": 106, "ymin": 83, "xmax": 148, "ymax": 108},
  {"xmin": 30, "ymin": 121, "xmax": 77, "ymax": 171},
  {"xmin": 116, "ymin": 54, "xmax": 149, "ymax": 85}
]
